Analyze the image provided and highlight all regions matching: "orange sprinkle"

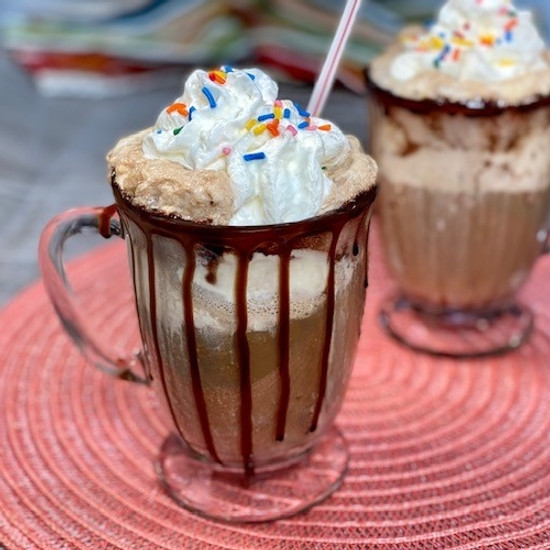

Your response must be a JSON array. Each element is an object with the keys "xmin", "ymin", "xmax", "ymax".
[
  {"xmin": 167, "ymin": 102, "xmax": 188, "ymax": 116},
  {"xmin": 452, "ymin": 48, "xmax": 461, "ymax": 61},
  {"xmin": 208, "ymin": 70, "xmax": 226, "ymax": 85},
  {"xmin": 267, "ymin": 119, "xmax": 280, "ymax": 137},
  {"xmin": 318, "ymin": 124, "xmax": 332, "ymax": 131},
  {"xmin": 480, "ymin": 34, "xmax": 495, "ymax": 46}
]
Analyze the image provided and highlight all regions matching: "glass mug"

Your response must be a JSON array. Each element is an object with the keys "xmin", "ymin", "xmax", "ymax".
[
  {"xmin": 366, "ymin": 68, "xmax": 550, "ymax": 358},
  {"xmin": 39, "ymin": 178, "xmax": 377, "ymax": 522}
]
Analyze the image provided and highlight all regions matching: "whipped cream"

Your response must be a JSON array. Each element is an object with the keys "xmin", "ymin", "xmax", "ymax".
[
  {"xmin": 143, "ymin": 66, "xmax": 350, "ymax": 225},
  {"xmin": 390, "ymin": 0, "xmax": 548, "ymax": 82}
]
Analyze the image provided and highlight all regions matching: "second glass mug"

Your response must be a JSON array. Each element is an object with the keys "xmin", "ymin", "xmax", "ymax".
[
  {"xmin": 366, "ymin": 68, "xmax": 550, "ymax": 358},
  {"xmin": 39, "ymin": 179, "xmax": 377, "ymax": 523}
]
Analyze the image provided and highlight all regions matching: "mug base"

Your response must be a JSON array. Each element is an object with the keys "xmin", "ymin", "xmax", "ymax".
[
  {"xmin": 379, "ymin": 295, "xmax": 534, "ymax": 358},
  {"xmin": 155, "ymin": 425, "xmax": 348, "ymax": 523}
]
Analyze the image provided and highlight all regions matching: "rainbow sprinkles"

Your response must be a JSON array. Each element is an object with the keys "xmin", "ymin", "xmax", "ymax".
[
  {"xmin": 405, "ymin": 3, "xmax": 521, "ymax": 70},
  {"xmin": 141, "ymin": 65, "xmax": 361, "ymax": 225},
  {"xmin": 392, "ymin": 0, "xmax": 549, "ymax": 80},
  {"xmin": 161, "ymin": 66, "xmax": 333, "ymax": 164}
]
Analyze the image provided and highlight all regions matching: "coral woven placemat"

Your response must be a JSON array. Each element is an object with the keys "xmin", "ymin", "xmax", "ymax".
[{"xmin": 1, "ymin": 225, "xmax": 550, "ymax": 549}]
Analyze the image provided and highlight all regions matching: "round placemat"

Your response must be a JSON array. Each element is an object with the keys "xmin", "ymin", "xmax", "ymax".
[{"xmin": 1, "ymin": 224, "xmax": 550, "ymax": 549}]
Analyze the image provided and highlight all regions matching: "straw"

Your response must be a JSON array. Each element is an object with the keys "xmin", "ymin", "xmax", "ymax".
[{"xmin": 307, "ymin": 0, "xmax": 363, "ymax": 117}]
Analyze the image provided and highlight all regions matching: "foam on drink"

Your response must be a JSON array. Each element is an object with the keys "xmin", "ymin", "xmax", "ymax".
[{"xmin": 109, "ymin": 66, "xmax": 375, "ymax": 226}]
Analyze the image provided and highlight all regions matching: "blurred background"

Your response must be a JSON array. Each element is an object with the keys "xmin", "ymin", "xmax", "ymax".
[
  {"xmin": 1, "ymin": 0, "xmax": 549, "ymax": 306},
  {"xmin": 0, "ymin": 0, "xmax": 436, "ymax": 98}
]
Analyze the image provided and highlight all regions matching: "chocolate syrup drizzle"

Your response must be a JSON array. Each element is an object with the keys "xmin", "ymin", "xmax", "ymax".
[
  {"xmin": 182, "ymin": 242, "xmax": 222, "ymax": 464},
  {"xmin": 111, "ymin": 180, "xmax": 376, "ymax": 474},
  {"xmin": 310, "ymin": 227, "xmax": 338, "ymax": 433},
  {"xmin": 364, "ymin": 67, "xmax": 550, "ymax": 117},
  {"xmin": 276, "ymin": 247, "xmax": 291, "ymax": 443}
]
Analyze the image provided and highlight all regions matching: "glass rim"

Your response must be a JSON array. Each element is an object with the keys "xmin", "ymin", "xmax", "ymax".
[
  {"xmin": 364, "ymin": 66, "xmax": 550, "ymax": 117},
  {"xmin": 111, "ymin": 178, "xmax": 377, "ymax": 241}
]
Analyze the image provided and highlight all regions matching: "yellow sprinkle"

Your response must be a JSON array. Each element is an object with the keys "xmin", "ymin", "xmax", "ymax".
[
  {"xmin": 451, "ymin": 36, "xmax": 474, "ymax": 47},
  {"xmin": 245, "ymin": 119, "xmax": 257, "ymax": 130},
  {"xmin": 274, "ymin": 106, "xmax": 283, "ymax": 119},
  {"xmin": 429, "ymin": 36, "xmax": 445, "ymax": 50},
  {"xmin": 498, "ymin": 58, "xmax": 516, "ymax": 67},
  {"xmin": 254, "ymin": 123, "xmax": 267, "ymax": 135}
]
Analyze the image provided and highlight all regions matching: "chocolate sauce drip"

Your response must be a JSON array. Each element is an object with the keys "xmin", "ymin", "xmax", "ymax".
[
  {"xmin": 276, "ymin": 246, "xmax": 291, "ymax": 442},
  {"xmin": 309, "ymin": 226, "xmax": 340, "ymax": 433},
  {"xmin": 363, "ymin": 221, "xmax": 371, "ymax": 289},
  {"xmin": 98, "ymin": 204, "xmax": 119, "ymax": 238},
  {"xmin": 113, "ymin": 182, "xmax": 376, "ymax": 473},
  {"xmin": 182, "ymin": 242, "xmax": 221, "ymax": 464},
  {"xmin": 235, "ymin": 251, "xmax": 254, "ymax": 475},
  {"xmin": 365, "ymin": 67, "xmax": 550, "ymax": 117},
  {"xmin": 200, "ymin": 245, "xmax": 225, "ymax": 285}
]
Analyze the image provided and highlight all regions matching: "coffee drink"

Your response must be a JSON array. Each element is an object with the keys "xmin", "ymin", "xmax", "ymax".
[
  {"xmin": 367, "ymin": 0, "xmax": 550, "ymax": 354},
  {"xmin": 106, "ymin": 66, "xmax": 378, "ymax": 470},
  {"xmin": 367, "ymin": 81, "xmax": 550, "ymax": 311}
]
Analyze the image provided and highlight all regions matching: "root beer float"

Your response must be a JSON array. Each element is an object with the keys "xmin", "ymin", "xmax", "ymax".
[
  {"xmin": 107, "ymin": 66, "xmax": 377, "ymax": 471},
  {"xmin": 366, "ymin": 0, "xmax": 550, "ymax": 357}
]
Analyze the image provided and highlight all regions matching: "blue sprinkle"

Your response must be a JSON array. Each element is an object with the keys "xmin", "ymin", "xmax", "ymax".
[
  {"xmin": 295, "ymin": 103, "xmax": 310, "ymax": 117},
  {"xmin": 202, "ymin": 87, "xmax": 217, "ymax": 108},
  {"xmin": 188, "ymin": 105, "xmax": 196, "ymax": 121},
  {"xmin": 243, "ymin": 152, "xmax": 266, "ymax": 161},
  {"xmin": 298, "ymin": 121, "xmax": 309, "ymax": 129},
  {"xmin": 222, "ymin": 65, "xmax": 234, "ymax": 72},
  {"xmin": 283, "ymin": 108, "xmax": 291, "ymax": 119},
  {"xmin": 257, "ymin": 113, "xmax": 275, "ymax": 121},
  {"xmin": 433, "ymin": 44, "xmax": 450, "ymax": 68},
  {"xmin": 505, "ymin": 30, "xmax": 513, "ymax": 42},
  {"xmin": 156, "ymin": 129, "xmax": 162, "ymax": 134},
  {"xmin": 247, "ymin": 72, "xmax": 256, "ymax": 80}
]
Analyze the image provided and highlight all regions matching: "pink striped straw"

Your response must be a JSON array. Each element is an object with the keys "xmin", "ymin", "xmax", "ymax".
[{"xmin": 307, "ymin": 0, "xmax": 363, "ymax": 117}]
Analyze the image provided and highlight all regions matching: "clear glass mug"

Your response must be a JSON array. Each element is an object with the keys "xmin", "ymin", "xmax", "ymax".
[
  {"xmin": 366, "ymin": 68, "xmax": 550, "ymax": 358},
  {"xmin": 39, "ymin": 178, "xmax": 377, "ymax": 522}
]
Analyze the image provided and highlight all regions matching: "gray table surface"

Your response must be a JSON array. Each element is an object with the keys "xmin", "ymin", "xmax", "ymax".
[{"xmin": 0, "ymin": 50, "xmax": 368, "ymax": 308}]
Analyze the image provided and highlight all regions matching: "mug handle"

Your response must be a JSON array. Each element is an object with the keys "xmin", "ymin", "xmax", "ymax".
[{"xmin": 38, "ymin": 205, "xmax": 149, "ymax": 385}]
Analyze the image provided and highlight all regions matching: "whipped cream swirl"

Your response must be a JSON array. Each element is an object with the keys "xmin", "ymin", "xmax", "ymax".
[
  {"xmin": 391, "ymin": 0, "xmax": 548, "ymax": 82},
  {"xmin": 143, "ymin": 66, "xmax": 350, "ymax": 225}
]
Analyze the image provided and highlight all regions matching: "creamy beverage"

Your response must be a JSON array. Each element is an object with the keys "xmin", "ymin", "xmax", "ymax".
[
  {"xmin": 367, "ymin": 87, "xmax": 550, "ymax": 309},
  {"xmin": 107, "ymin": 66, "xmax": 377, "ymax": 470},
  {"xmin": 366, "ymin": 0, "xmax": 550, "ymax": 354}
]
